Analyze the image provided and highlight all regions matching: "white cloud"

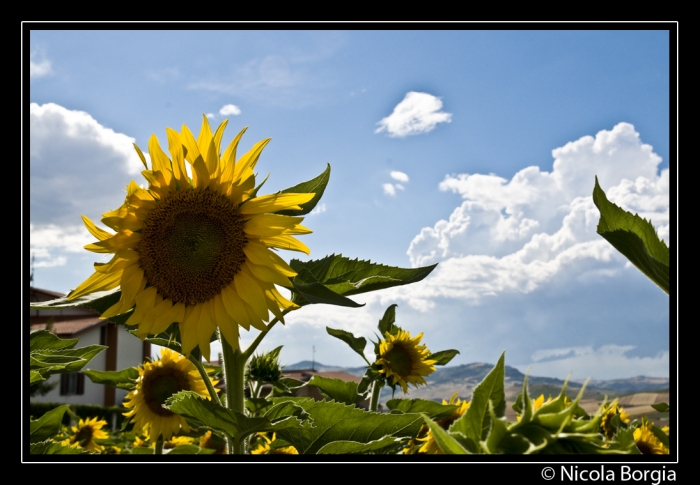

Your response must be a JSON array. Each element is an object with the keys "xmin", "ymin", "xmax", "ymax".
[
  {"xmin": 30, "ymin": 103, "xmax": 143, "ymax": 227},
  {"xmin": 206, "ymin": 113, "xmax": 216, "ymax": 119},
  {"xmin": 30, "ymin": 223, "xmax": 95, "ymax": 268},
  {"xmin": 395, "ymin": 122, "xmax": 668, "ymax": 307},
  {"xmin": 518, "ymin": 345, "xmax": 670, "ymax": 380},
  {"xmin": 395, "ymin": 184, "xmax": 405, "ymax": 191},
  {"xmin": 382, "ymin": 183, "xmax": 396, "ymax": 196},
  {"xmin": 309, "ymin": 203, "xmax": 326, "ymax": 215},
  {"xmin": 375, "ymin": 92, "xmax": 452, "ymax": 137},
  {"xmin": 30, "ymin": 50, "xmax": 52, "ymax": 78},
  {"xmin": 390, "ymin": 171, "xmax": 409, "ymax": 183},
  {"xmin": 219, "ymin": 104, "xmax": 242, "ymax": 116}
]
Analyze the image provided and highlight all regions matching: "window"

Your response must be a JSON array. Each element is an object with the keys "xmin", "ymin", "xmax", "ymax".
[{"xmin": 60, "ymin": 373, "xmax": 85, "ymax": 396}]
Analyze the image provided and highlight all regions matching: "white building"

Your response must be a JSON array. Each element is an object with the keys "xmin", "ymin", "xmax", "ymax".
[{"xmin": 29, "ymin": 287, "xmax": 150, "ymax": 407}]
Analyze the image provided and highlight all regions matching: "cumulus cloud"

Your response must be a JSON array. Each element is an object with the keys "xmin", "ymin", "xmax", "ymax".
[
  {"xmin": 219, "ymin": 104, "xmax": 242, "ymax": 116},
  {"xmin": 309, "ymin": 203, "xmax": 327, "ymax": 215},
  {"xmin": 30, "ymin": 50, "xmax": 52, "ymax": 78},
  {"xmin": 30, "ymin": 103, "xmax": 144, "ymax": 229},
  {"xmin": 388, "ymin": 122, "xmax": 669, "ymax": 308},
  {"xmin": 382, "ymin": 183, "xmax": 396, "ymax": 196},
  {"xmin": 390, "ymin": 171, "xmax": 409, "ymax": 183},
  {"xmin": 375, "ymin": 92, "xmax": 452, "ymax": 137},
  {"xmin": 30, "ymin": 223, "xmax": 94, "ymax": 268},
  {"xmin": 519, "ymin": 345, "xmax": 670, "ymax": 380}
]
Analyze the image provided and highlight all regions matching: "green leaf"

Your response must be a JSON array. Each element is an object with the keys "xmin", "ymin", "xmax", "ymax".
[
  {"xmin": 30, "ymin": 345, "xmax": 107, "ymax": 375},
  {"xmin": 270, "ymin": 397, "xmax": 424, "ymax": 455},
  {"xmin": 377, "ymin": 304, "xmax": 397, "ymax": 336},
  {"xmin": 289, "ymin": 254, "xmax": 437, "ymax": 307},
  {"xmin": 130, "ymin": 446, "xmax": 154, "ymax": 454},
  {"xmin": 30, "ymin": 370, "xmax": 46, "ymax": 385},
  {"xmin": 386, "ymin": 398, "xmax": 458, "ymax": 420},
  {"xmin": 450, "ymin": 351, "xmax": 506, "ymax": 443},
  {"xmin": 30, "ymin": 439, "xmax": 85, "ymax": 454},
  {"xmin": 481, "ymin": 403, "xmax": 510, "ymax": 454},
  {"xmin": 167, "ymin": 444, "xmax": 215, "ymax": 454},
  {"xmin": 427, "ymin": 349, "xmax": 460, "ymax": 366},
  {"xmin": 164, "ymin": 391, "xmax": 306, "ymax": 442},
  {"xmin": 275, "ymin": 164, "xmax": 331, "ymax": 216},
  {"xmin": 83, "ymin": 368, "xmax": 139, "ymax": 390},
  {"xmin": 291, "ymin": 280, "xmax": 363, "ymax": 307},
  {"xmin": 30, "ymin": 405, "xmax": 71, "ymax": 444},
  {"xmin": 29, "ymin": 329, "xmax": 78, "ymax": 351},
  {"xmin": 307, "ymin": 376, "xmax": 367, "ymax": 406},
  {"xmin": 326, "ymin": 327, "xmax": 368, "ymax": 363},
  {"xmin": 29, "ymin": 287, "xmax": 122, "ymax": 312},
  {"xmin": 592, "ymin": 176, "xmax": 669, "ymax": 294},
  {"xmin": 651, "ymin": 402, "xmax": 670, "ymax": 412},
  {"xmin": 421, "ymin": 415, "xmax": 469, "ymax": 454},
  {"xmin": 317, "ymin": 436, "xmax": 400, "ymax": 454}
]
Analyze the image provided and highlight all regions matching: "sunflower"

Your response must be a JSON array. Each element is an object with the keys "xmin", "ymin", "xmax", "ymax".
[
  {"xmin": 123, "ymin": 348, "xmax": 215, "ymax": 441},
  {"xmin": 68, "ymin": 117, "xmax": 313, "ymax": 360},
  {"xmin": 600, "ymin": 400, "xmax": 630, "ymax": 440},
  {"xmin": 634, "ymin": 418, "xmax": 669, "ymax": 455},
  {"xmin": 416, "ymin": 392, "xmax": 471, "ymax": 455},
  {"xmin": 199, "ymin": 430, "xmax": 226, "ymax": 454},
  {"xmin": 61, "ymin": 417, "xmax": 109, "ymax": 453},
  {"xmin": 250, "ymin": 432, "xmax": 298, "ymax": 455},
  {"xmin": 375, "ymin": 329, "xmax": 436, "ymax": 393}
]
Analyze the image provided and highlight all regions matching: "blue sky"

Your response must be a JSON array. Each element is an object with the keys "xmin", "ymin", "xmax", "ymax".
[{"xmin": 27, "ymin": 28, "xmax": 674, "ymax": 381}]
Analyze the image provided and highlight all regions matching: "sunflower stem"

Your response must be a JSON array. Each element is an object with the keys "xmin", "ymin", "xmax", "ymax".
[
  {"xmin": 155, "ymin": 436, "xmax": 164, "ymax": 455},
  {"xmin": 370, "ymin": 381, "xmax": 384, "ymax": 412},
  {"xmin": 189, "ymin": 354, "xmax": 222, "ymax": 406},
  {"xmin": 221, "ymin": 334, "xmax": 247, "ymax": 454}
]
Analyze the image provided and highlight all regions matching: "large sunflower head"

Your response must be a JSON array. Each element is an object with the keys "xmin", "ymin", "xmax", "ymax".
[
  {"xmin": 375, "ymin": 329, "xmax": 436, "ymax": 394},
  {"xmin": 68, "ymin": 117, "xmax": 314, "ymax": 360},
  {"xmin": 123, "ymin": 348, "xmax": 215, "ymax": 441},
  {"xmin": 61, "ymin": 417, "xmax": 109, "ymax": 453}
]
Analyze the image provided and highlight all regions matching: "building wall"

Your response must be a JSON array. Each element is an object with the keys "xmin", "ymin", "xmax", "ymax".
[
  {"xmin": 30, "ymin": 328, "xmax": 107, "ymax": 405},
  {"xmin": 115, "ymin": 326, "xmax": 144, "ymax": 405}
]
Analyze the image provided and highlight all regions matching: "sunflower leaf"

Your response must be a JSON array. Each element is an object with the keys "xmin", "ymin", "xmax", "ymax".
[
  {"xmin": 291, "ymin": 280, "xmax": 363, "ymax": 307},
  {"xmin": 386, "ymin": 398, "xmax": 459, "ymax": 420},
  {"xmin": 29, "ymin": 329, "xmax": 79, "ymax": 351},
  {"xmin": 30, "ymin": 370, "xmax": 46, "ymax": 385},
  {"xmin": 269, "ymin": 397, "xmax": 424, "ymax": 455},
  {"xmin": 421, "ymin": 414, "xmax": 469, "ymax": 454},
  {"xmin": 30, "ymin": 345, "xmax": 107, "ymax": 375},
  {"xmin": 377, "ymin": 304, "xmax": 398, "ymax": 336},
  {"xmin": 651, "ymin": 402, "xmax": 670, "ymax": 412},
  {"xmin": 275, "ymin": 163, "xmax": 331, "ymax": 216},
  {"xmin": 30, "ymin": 405, "xmax": 71, "ymax": 444},
  {"xmin": 164, "ymin": 391, "xmax": 307, "ymax": 442},
  {"xmin": 592, "ymin": 176, "xmax": 669, "ymax": 294},
  {"xmin": 427, "ymin": 349, "xmax": 460, "ymax": 366},
  {"xmin": 289, "ymin": 254, "xmax": 437, "ymax": 307},
  {"xmin": 29, "ymin": 287, "xmax": 122, "ymax": 311},
  {"xmin": 449, "ymin": 351, "xmax": 506, "ymax": 443},
  {"xmin": 307, "ymin": 376, "xmax": 368, "ymax": 406},
  {"xmin": 317, "ymin": 436, "xmax": 401, "ymax": 454},
  {"xmin": 325, "ymin": 327, "xmax": 368, "ymax": 363},
  {"xmin": 83, "ymin": 367, "xmax": 139, "ymax": 390},
  {"xmin": 29, "ymin": 439, "xmax": 86, "ymax": 455}
]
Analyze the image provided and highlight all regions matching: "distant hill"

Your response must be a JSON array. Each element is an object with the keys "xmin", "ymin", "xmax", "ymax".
[{"xmin": 284, "ymin": 361, "xmax": 670, "ymax": 403}]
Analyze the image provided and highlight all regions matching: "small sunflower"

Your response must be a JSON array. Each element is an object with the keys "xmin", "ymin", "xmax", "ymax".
[
  {"xmin": 68, "ymin": 117, "xmax": 314, "ymax": 360},
  {"xmin": 634, "ymin": 418, "xmax": 669, "ymax": 455},
  {"xmin": 600, "ymin": 400, "xmax": 630, "ymax": 440},
  {"xmin": 163, "ymin": 435, "xmax": 195, "ymax": 449},
  {"xmin": 412, "ymin": 393, "xmax": 470, "ymax": 454},
  {"xmin": 61, "ymin": 417, "xmax": 109, "ymax": 453},
  {"xmin": 123, "ymin": 348, "xmax": 215, "ymax": 441},
  {"xmin": 375, "ymin": 329, "xmax": 436, "ymax": 393},
  {"xmin": 250, "ymin": 432, "xmax": 298, "ymax": 455},
  {"xmin": 199, "ymin": 430, "xmax": 226, "ymax": 454}
]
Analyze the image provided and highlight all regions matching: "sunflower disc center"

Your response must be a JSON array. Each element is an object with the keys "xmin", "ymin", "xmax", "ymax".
[
  {"xmin": 139, "ymin": 189, "xmax": 247, "ymax": 306},
  {"xmin": 141, "ymin": 366, "xmax": 191, "ymax": 417},
  {"xmin": 75, "ymin": 426, "xmax": 94, "ymax": 447},
  {"xmin": 384, "ymin": 345, "xmax": 413, "ymax": 377}
]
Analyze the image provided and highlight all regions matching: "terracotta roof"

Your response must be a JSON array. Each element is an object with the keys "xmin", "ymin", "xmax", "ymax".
[
  {"xmin": 30, "ymin": 315, "xmax": 107, "ymax": 337},
  {"xmin": 29, "ymin": 287, "xmax": 66, "ymax": 300}
]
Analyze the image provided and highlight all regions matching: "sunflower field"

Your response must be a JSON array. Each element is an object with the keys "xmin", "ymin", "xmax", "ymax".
[{"xmin": 28, "ymin": 118, "xmax": 670, "ymax": 456}]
